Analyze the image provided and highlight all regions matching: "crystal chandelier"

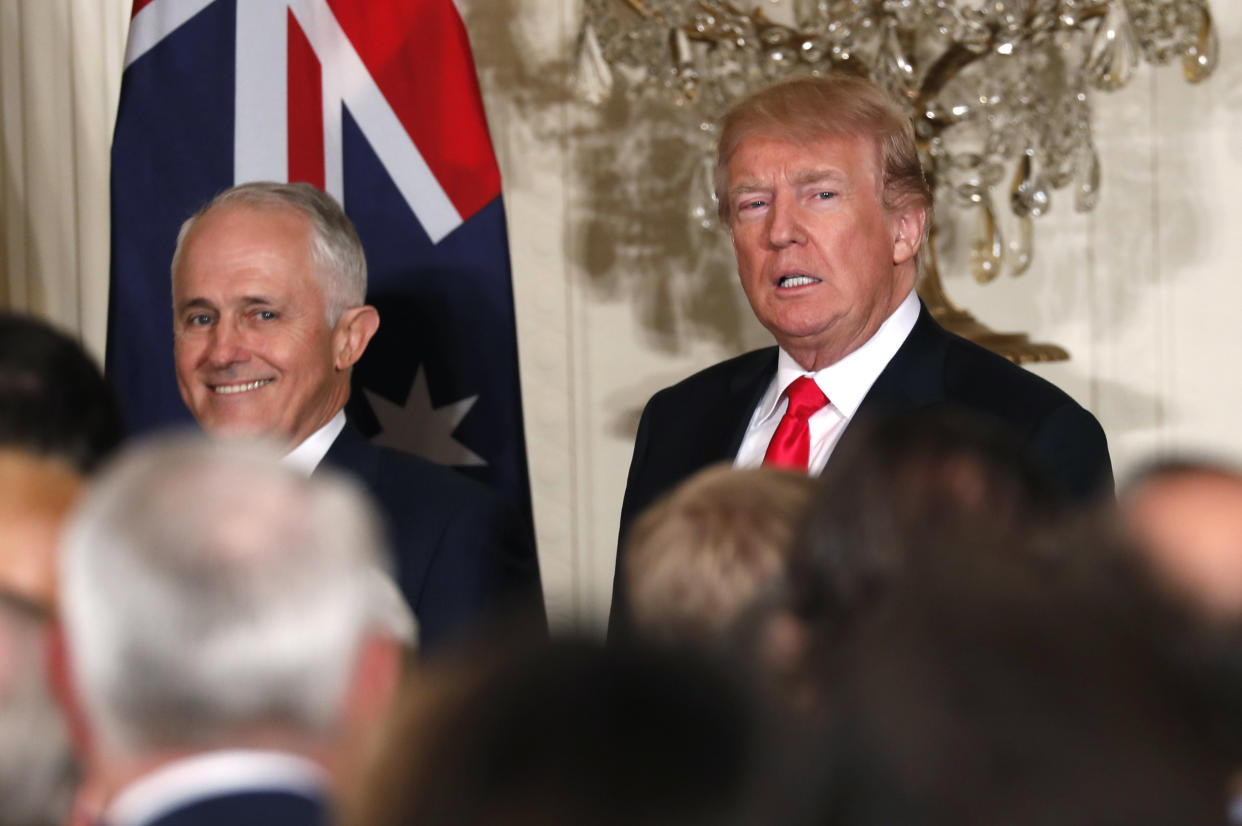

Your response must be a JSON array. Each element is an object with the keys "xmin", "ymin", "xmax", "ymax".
[{"xmin": 576, "ymin": 0, "xmax": 1218, "ymax": 362}]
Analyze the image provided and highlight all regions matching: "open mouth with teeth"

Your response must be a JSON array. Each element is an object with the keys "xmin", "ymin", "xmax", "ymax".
[
  {"xmin": 211, "ymin": 378, "xmax": 275, "ymax": 395},
  {"xmin": 777, "ymin": 274, "xmax": 821, "ymax": 288}
]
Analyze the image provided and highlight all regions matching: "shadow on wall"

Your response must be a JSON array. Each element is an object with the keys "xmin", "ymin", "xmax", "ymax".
[{"xmin": 461, "ymin": 0, "xmax": 768, "ymax": 362}]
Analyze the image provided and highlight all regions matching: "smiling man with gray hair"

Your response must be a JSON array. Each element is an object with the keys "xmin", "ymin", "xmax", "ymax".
[
  {"xmin": 55, "ymin": 434, "xmax": 411, "ymax": 826},
  {"xmin": 170, "ymin": 182, "xmax": 543, "ymax": 649}
]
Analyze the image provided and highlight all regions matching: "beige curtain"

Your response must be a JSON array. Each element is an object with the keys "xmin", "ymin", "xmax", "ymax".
[{"xmin": 0, "ymin": 0, "xmax": 131, "ymax": 364}]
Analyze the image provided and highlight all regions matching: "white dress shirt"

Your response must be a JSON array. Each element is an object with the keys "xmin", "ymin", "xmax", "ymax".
[
  {"xmin": 281, "ymin": 409, "xmax": 347, "ymax": 476},
  {"xmin": 104, "ymin": 749, "xmax": 326, "ymax": 826},
  {"xmin": 734, "ymin": 289, "xmax": 920, "ymax": 475}
]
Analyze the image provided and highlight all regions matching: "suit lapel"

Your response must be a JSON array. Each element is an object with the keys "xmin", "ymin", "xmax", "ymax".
[
  {"xmin": 317, "ymin": 420, "xmax": 377, "ymax": 479},
  {"xmin": 855, "ymin": 303, "xmax": 949, "ymax": 421},
  {"xmin": 699, "ymin": 347, "xmax": 779, "ymax": 466}
]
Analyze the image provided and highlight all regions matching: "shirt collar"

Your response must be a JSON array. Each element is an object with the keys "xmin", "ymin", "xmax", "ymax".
[
  {"xmin": 754, "ymin": 289, "xmax": 920, "ymax": 423},
  {"xmin": 282, "ymin": 410, "xmax": 347, "ymax": 476},
  {"xmin": 104, "ymin": 749, "xmax": 326, "ymax": 826}
]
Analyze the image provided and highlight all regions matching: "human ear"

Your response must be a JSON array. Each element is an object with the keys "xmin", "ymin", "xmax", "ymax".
[
  {"xmin": 891, "ymin": 203, "xmax": 927, "ymax": 266},
  {"xmin": 332, "ymin": 305, "xmax": 380, "ymax": 371}
]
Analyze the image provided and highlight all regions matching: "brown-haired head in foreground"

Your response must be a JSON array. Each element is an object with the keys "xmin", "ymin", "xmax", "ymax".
[
  {"xmin": 349, "ymin": 640, "xmax": 791, "ymax": 826},
  {"xmin": 714, "ymin": 73, "xmax": 932, "ymax": 224},
  {"xmin": 784, "ymin": 406, "xmax": 1071, "ymax": 636},
  {"xmin": 624, "ymin": 464, "xmax": 815, "ymax": 646},
  {"xmin": 813, "ymin": 529, "xmax": 1231, "ymax": 826}
]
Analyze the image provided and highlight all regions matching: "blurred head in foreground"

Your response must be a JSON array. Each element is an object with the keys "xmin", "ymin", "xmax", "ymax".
[
  {"xmin": 787, "ymin": 407, "xmax": 1070, "ymax": 637},
  {"xmin": 751, "ymin": 408, "xmax": 1089, "ymax": 713},
  {"xmin": 0, "ymin": 313, "xmax": 123, "ymax": 473},
  {"xmin": 813, "ymin": 532, "xmax": 1230, "ymax": 826},
  {"xmin": 624, "ymin": 464, "xmax": 814, "ymax": 646},
  {"xmin": 56, "ymin": 434, "xmax": 411, "ymax": 816},
  {"xmin": 1119, "ymin": 459, "xmax": 1242, "ymax": 800},
  {"xmin": 348, "ymin": 640, "xmax": 795, "ymax": 826},
  {"xmin": 1121, "ymin": 459, "xmax": 1242, "ymax": 621},
  {"xmin": 0, "ymin": 451, "xmax": 84, "ymax": 826},
  {"xmin": 0, "ymin": 451, "xmax": 83, "ymax": 613}
]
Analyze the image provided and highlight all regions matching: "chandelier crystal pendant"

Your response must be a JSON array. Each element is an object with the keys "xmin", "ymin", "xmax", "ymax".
[{"xmin": 576, "ymin": 0, "xmax": 1218, "ymax": 363}]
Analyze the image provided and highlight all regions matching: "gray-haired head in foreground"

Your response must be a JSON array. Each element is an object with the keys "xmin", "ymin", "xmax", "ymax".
[
  {"xmin": 170, "ymin": 181, "xmax": 368, "ymax": 324},
  {"xmin": 59, "ymin": 433, "xmax": 410, "ymax": 759}
]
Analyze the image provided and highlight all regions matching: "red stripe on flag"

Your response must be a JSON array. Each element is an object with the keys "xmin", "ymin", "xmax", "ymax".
[
  {"xmin": 288, "ymin": 10, "xmax": 325, "ymax": 190},
  {"xmin": 131, "ymin": 0, "xmax": 158, "ymax": 17},
  {"xmin": 326, "ymin": 0, "xmax": 501, "ymax": 222}
]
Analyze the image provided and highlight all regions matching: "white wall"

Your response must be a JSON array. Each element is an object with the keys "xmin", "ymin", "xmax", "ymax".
[
  {"xmin": 3, "ymin": 0, "xmax": 1240, "ymax": 629},
  {"xmin": 0, "ymin": 0, "xmax": 127, "ymax": 363}
]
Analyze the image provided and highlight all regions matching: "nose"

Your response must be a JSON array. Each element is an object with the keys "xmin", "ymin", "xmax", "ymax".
[
  {"xmin": 766, "ymin": 196, "xmax": 806, "ymax": 248},
  {"xmin": 206, "ymin": 319, "xmax": 250, "ymax": 368}
]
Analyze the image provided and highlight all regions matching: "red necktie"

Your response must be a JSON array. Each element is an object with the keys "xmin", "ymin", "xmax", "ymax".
[{"xmin": 763, "ymin": 376, "xmax": 828, "ymax": 472}]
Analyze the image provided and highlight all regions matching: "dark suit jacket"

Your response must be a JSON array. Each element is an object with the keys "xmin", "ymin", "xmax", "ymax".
[
  {"xmin": 611, "ymin": 305, "xmax": 1112, "ymax": 629},
  {"xmin": 124, "ymin": 787, "xmax": 328, "ymax": 826},
  {"xmin": 320, "ymin": 422, "xmax": 544, "ymax": 651}
]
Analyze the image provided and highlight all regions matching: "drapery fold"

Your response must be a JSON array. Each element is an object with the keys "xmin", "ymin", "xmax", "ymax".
[{"xmin": 0, "ymin": 0, "xmax": 129, "ymax": 362}]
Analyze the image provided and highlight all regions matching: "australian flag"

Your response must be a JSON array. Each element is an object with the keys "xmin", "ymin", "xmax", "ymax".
[{"xmin": 108, "ymin": 0, "xmax": 534, "ymax": 530}]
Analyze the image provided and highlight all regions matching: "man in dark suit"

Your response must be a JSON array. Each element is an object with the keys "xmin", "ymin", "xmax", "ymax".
[
  {"xmin": 54, "ymin": 436, "xmax": 409, "ymax": 826},
  {"xmin": 612, "ymin": 74, "xmax": 1111, "ymax": 629},
  {"xmin": 170, "ymin": 182, "xmax": 542, "ymax": 650}
]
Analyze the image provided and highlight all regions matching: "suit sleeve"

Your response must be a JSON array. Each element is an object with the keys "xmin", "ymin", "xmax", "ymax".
[
  {"xmin": 608, "ymin": 393, "xmax": 660, "ymax": 640},
  {"xmin": 416, "ymin": 488, "xmax": 546, "ymax": 651},
  {"xmin": 1028, "ymin": 401, "xmax": 1114, "ymax": 504}
]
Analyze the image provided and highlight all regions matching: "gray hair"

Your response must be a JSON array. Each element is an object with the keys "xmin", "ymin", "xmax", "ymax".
[
  {"xmin": 170, "ymin": 182, "xmax": 368, "ymax": 324},
  {"xmin": 59, "ymin": 433, "xmax": 410, "ymax": 758}
]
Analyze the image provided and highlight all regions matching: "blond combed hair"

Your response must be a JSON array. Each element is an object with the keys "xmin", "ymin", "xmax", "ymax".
[
  {"xmin": 715, "ymin": 74, "xmax": 932, "ymax": 225},
  {"xmin": 625, "ymin": 464, "xmax": 816, "ymax": 645}
]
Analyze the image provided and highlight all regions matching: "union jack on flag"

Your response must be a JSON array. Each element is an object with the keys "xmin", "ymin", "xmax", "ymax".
[{"xmin": 107, "ymin": 0, "xmax": 534, "ymax": 529}]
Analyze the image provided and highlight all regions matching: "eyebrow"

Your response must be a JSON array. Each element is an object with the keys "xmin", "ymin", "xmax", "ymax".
[
  {"xmin": 728, "ymin": 167, "xmax": 848, "ymax": 197},
  {"xmin": 176, "ymin": 297, "xmax": 217, "ymax": 313},
  {"xmin": 176, "ymin": 295, "xmax": 275, "ymax": 313},
  {"xmin": 792, "ymin": 167, "xmax": 847, "ymax": 186}
]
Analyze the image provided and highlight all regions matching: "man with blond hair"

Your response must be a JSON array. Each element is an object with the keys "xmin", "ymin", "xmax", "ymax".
[
  {"xmin": 612, "ymin": 74, "xmax": 1111, "ymax": 630},
  {"xmin": 623, "ymin": 464, "xmax": 814, "ymax": 645}
]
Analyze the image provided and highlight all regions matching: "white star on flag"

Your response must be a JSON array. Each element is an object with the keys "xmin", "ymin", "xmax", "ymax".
[{"xmin": 363, "ymin": 367, "xmax": 486, "ymax": 467}]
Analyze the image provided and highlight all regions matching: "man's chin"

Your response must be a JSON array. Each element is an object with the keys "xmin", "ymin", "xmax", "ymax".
[{"xmin": 201, "ymin": 418, "xmax": 289, "ymax": 448}]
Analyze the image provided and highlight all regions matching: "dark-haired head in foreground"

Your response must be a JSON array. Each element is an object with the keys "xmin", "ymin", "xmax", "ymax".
[
  {"xmin": 784, "ymin": 406, "xmax": 1072, "ymax": 640},
  {"xmin": 751, "ymin": 409, "xmax": 1232, "ymax": 822},
  {"xmin": 348, "ymin": 640, "xmax": 808, "ymax": 826},
  {"xmin": 812, "ymin": 533, "xmax": 1230, "ymax": 826},
  {"xmin": 0, "ymin": 313, "xmax": 123, "ymax": 472}
]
